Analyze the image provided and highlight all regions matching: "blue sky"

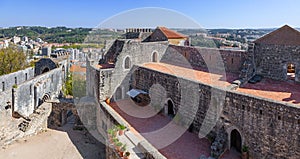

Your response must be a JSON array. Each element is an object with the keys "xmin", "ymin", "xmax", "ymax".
[{"xmin": 0, "ymin": 0, "xmax": 299, "ymax": 29}]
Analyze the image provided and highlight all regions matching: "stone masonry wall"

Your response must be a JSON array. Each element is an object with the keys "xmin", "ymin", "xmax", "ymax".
[
  {"xmin": 0, "ymin": 67, "xmax": 34, "ymax": 91},
  {"xmin": 254, "ymin": 43, "xmax": 300, "ymax": 81},
  {"xmin": 163, "ymin": 45, "xmax": 246, "ymax": 73},
  {"xmin": 97, "ymin": 40, "xmax": 169, "ymax": 101},
  {"xmin": 13, "ymin": 66, "xmax": 64, "ymax": 117},
  {"xmin": 132, "ymin": 66, "xmax": 300, "ymax": 159},
  {"xmin": 0, "ymin": 67, "xmax": 34, "ymax": 114}
]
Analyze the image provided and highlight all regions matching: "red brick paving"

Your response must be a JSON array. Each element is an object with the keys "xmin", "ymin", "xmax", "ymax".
[
  {"xmin": 111, "ymin": 100, "xmax": 211, "ymax": 159},
  {"xmin": 110, "ymin": 100, "xmax": 241, "ymax": 159},
  {"xmin": 141, "ymin": 62, "xmax": 237, "ymax": 88},
  {"xmin": 238, "ymin": 78, "xmax": 300, "ymax": 105}
]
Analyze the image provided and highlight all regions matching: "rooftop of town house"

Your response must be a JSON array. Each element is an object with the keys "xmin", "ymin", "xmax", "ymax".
[
  {"xmin": 140, "ymin": 62, "xmax": 300, "ymax": 106},
  {"xmin": 254, "ymin": 25, "xmax": 300, "ymax": 46},
  {"xmin": 109, "ymin": 99, "xmax": 240, "ymax": 159}
]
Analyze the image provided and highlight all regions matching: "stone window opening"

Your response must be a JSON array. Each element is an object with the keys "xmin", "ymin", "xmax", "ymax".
[
  {"xmin": 124, "ymin": 57, "xmax": 131, "ymax": 69},
  {"xmin": 152, "ymin": 52, "xmax": 158, "ymax": 62},
  {"xmin": 30, "ymin": 85, "xmax": 32, "ymax": 95},
  {"xmin": 242, "ymin": 105, "xmax": 245, "ymax": 110},
  {"xmin": 2, "ymin": 82, "xmax": 4, "ymax": 91},
  {"xmin": 231, "ymin": 58, "xmax": 234, "ymax": 64},
  {"xmin": 230, "ymin": 129, "xmax": 242, "ymax": 152},
  {"xmin": 167, "ymin": 99, "xmax": 175, "ymax": 118},
  {"xmin": 278, "ymin": 115, "xmax": 281, "ymax": 120},
  {"xmin": 287, "ymin": 63, "xmax": 295, "ymax": 80},
  {"xmin": 25, "ymin": 73, "xmax": 28, "ymax": 80},
  {"xmin": 259, "ymin": 109, "xmax": 263, "ymax": 115},
  {"xmin": 15, "ymin": 77, "xmax": 17, "ymax": 85}
]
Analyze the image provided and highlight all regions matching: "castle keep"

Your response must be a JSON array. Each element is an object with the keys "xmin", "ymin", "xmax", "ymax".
[{"xmin": 86, "ymin": 25, "xmax": 300, "ymax": 159}]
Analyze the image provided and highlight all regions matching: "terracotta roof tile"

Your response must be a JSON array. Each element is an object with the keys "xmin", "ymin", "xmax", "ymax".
[
  {"xmin": 158, "ymin": 27, "xmax": 188, "ymax": 39},
  {"xmin": 254, "ymin": 25, "xmax": 300, "ymax": 45}
]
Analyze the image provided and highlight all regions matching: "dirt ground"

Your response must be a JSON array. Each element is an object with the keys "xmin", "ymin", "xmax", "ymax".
[{"xmin": 0, "ymin": 116, "xmax": 106, "ymax": 159}]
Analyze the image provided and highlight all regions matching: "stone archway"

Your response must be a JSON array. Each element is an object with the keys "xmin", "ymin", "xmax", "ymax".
[
  {"xmin": 42, "ymin": 93, "xmax": 51, "ymax": 102},
  {"xmin": 166, "ymin": 99, "xmax": 175, "ymax": 118},
  {"xmin": 152, "ymin": 52, "xmax": 158, "ymax": 62},
  {"xmin": 230, "ymin": 129, "xmax": 242, "ymax": 152}
]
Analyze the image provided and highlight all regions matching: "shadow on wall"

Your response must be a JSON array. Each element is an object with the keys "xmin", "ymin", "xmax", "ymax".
[{"xmin": 47, "ymin": 101, "xmax": 106, "ymax": 159}]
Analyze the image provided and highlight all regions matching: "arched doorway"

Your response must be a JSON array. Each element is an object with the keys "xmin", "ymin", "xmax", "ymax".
[
  {"xmin": 124, "ymin": 57, "xmax": 131, "ymax": 69},
  {"xmin": 167, "ymin": 100, "xmax": 175, "ymax": 118},
  {"xmin": 152, "ymin": 52, "xmax": 158, "ymax": 62},
  {"xmin": 230, "ymin": 129, "xmax": 242, "ymax": 152}
]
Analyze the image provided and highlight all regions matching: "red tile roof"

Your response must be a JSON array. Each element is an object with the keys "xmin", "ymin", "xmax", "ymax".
[
  {"xmin": 254, "ymin": 25, "xmax": 300, "ymax": 45},
  {"xmin": 157, "ymin": 27, "xmax": 188, "ymax": 39}
]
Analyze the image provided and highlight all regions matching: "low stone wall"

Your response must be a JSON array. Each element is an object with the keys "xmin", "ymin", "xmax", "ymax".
[{"xmin": 48, "ymin": 102, "xmax": 80, "ymax": 128}]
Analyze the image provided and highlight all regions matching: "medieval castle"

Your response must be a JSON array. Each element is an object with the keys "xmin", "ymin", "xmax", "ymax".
[
  {"xmin": 0, "ymin": 25, "xmax": 299, "ymax": 159},
  {"xmin": 86, "ymin": 25, "xmax": 299, "ymax": 159}
]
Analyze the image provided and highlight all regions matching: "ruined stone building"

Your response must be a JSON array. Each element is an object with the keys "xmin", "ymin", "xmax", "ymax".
[
  {"xmin": 86, "ymin": 25, "xmax": 300, "ymax": 159},
  {"xmin": 0, "ymin": 56, "xmax": 69, "ymax": 145}
]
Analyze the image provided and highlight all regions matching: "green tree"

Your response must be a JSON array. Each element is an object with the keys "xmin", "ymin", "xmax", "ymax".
[{"xmin": 0, "ymin": 46, "xmax": 29, "ymax": 75}]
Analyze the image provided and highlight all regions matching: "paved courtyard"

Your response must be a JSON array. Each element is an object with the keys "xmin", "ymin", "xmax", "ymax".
[{"xmin": 111, "ymin": 99, "xmax": 240, "ymax": 159}]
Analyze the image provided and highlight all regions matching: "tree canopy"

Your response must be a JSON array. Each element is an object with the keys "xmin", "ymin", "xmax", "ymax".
[{"xmin": 0, "ymin": 47, "xmax": 29, "ymax": 76}]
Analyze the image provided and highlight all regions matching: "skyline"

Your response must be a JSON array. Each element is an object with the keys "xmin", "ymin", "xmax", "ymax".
[{"xmin": 0, "ymin": 0, "xmax": 300, "ymax": 29}]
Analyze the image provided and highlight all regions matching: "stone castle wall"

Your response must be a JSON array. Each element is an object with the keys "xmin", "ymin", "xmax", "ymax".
[
  {"xmin": 254, "ymin": 43, "xmax": 300, "ymax": 81},
  {"xmin": 13, "ymin": 66, "xmax": 64, "ymax": 117},
  {"xmin": 132, "ymin": 66, "xmax": 300, "ymax": 159},
  {"xmin": 163, "ymin": 45, "xmax": 246, "ymax": 73},
  {"xmin": 0, "ymin": 67, "xmax": 34, "ymax": 112},
  {"xmin": 95, "ymin": 40, "xmax": 169, "ymax": 101},
  {"xmin": 96, "ymin": 41, "xmax": 246, "ymax": 103}
]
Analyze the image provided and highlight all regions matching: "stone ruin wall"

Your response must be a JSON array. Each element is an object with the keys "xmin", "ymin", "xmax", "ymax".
[
  {"xmin": 0, "ymin": 67, "xmax": 34, "ymax": 111},
  {"xmin": 0, "ymin": 58, "xmax": 68, "ymax": 146},
  {"xmin": 132, "ymin": 66, "xmax": 300, "ymax": 159},
  {"xmin": 13, "ymin": 66, "xmax": 64, "ymax": 117}
]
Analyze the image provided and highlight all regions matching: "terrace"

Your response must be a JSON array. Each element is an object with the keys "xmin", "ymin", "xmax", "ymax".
[
  {"xmin": 141, "ymin": 62, "xmax": 300, "ymax": 106},
  {"xmin": 108, "ymin": 99, "xmax": 240, "ymax": 159}
]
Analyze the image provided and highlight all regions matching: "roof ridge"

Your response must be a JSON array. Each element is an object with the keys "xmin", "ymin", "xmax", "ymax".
[
  {"xmin": 254, "ymin": 25, "xmax": 300, "ymax": 45},
  {"xmin": 157, "ymin": 26, "xmax": 187, "ymax": 39}
]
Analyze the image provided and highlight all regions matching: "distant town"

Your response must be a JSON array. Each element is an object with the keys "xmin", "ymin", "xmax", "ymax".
[{"xmin": 2, "ymin": 26, "xmax": 298, "ymax": 54}]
